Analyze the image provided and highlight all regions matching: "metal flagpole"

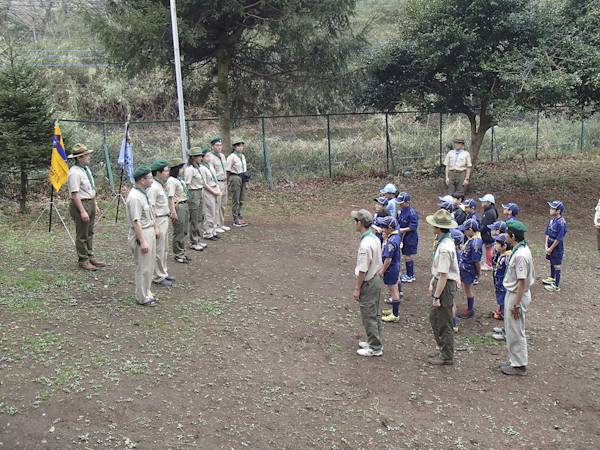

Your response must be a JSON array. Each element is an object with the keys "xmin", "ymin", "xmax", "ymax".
[
  {"xmin": 115, "ymin": 168, "xmax": 124, "ymax": 223},
  {"xmin": 170, "ymin": 0, "xmax": 187, "ymax": 160},
  {"xmin": 48, "ymin": 186, "xmax": 54, "ymax": 232}
]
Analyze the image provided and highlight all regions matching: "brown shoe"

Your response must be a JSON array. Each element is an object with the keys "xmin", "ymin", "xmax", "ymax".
[
  {"xmin": 428, "ymin": 356, "xmax": 454, "ymax": 365},
  {"xmin": 90, "ymin": 260, "xmax": 106, "ymax": 267},
  {"xmin": 428, "ymin": 351, "xmax": 440, "ymax": 358},
  {"xmin": 79, "ymin": 262, "xmax": 97, "ymax": 271}
]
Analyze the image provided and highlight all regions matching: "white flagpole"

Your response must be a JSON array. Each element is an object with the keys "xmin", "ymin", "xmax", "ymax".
[{"xmin": 170, "ymin": 0, "xmax": 187, "ymax": 160}]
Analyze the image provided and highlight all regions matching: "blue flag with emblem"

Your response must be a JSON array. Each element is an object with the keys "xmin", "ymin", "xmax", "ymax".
[{"xmin": 118, "ymin": 124, "xmax": 134, "ymax": 185}]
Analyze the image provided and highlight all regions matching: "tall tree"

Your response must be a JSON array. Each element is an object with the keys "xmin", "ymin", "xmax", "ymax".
[
  {"xmin": 87, "ymin": 0, "xmax": 364, "ymax": 150},
  {"xmin": 0, "ymin": 43, "xmax": 54, "ymax": 213}
]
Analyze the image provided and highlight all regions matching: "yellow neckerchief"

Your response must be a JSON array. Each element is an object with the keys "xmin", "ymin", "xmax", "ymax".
[
  {"xmin": 382, "ymin": 229, "xmax": 399, "ymax": 246},
  {"xmin": 462, "ymin": 231, "xmax": 481, "ymax": 255}
]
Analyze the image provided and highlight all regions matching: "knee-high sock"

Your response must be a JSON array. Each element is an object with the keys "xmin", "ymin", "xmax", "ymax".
[
  {"xmin": 467, "ymin": 296, "xmax": 475, "ymax": 312},
  {"xmin": 550, "ymin": 264, "xmax": 555, "ymax": 279},
  {"xmin": 554, "ymin": 269, "xmax": 561, "ymax": 287},
  {"xmin": 406, "ymin": 260, "xmax": 414, "ymax": 278},
  {"xmin": 392, "ymin": 301, "xmax": 400, "ymax": 316}
]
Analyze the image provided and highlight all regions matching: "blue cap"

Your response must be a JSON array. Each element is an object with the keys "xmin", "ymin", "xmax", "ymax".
[
  {"xmin": 439, "ymin": 195, "xmax": 454, "ymax": 202},
  {"xmin": 492, "ymin": 233, "xmax": 507, "ymax": 243},
  {"xmin": 380, "ymin": 183, "xmax": 397, "ymax": 194},
  {"xmin": 548, "ymin": 200, "xmax": 565, "ymax": 212},
  {"xmin": 458, "ymin": 218, "xmax": 480, "ymax": 232},
  {"xmin": 450, "ymin": 228, "xmax": 464, "ymax": 245},
  {"xmin": 462, "ymin": 198, "xmax": 477, "ymax": 208},
  {"xmin": 397, "ymin": 192, "xmax": 411, "ymax": 202},
  {"xmin": 479, "ymin": 194, "xmax": 495, "ymax": 203},
  {"xmin": 487, "ymin": 221, "xmax": 507, "ymax": 233},
  {"xmin": 437, "ymin": 201, "xmax": 454, "ymax": 211},
  {"xmin": 374, "ymin": 197, "xmax": 389, "ymax": 206},
  {"xmin": 376, "ymin": 216, "xmax": 397, "ymax": 228},
  {"xmin": 501, "ymin": 203, "xmax": 519, "ymax": 215}
]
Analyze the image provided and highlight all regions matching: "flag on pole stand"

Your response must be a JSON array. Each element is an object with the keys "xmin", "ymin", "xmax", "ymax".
[
  {"xmin": 118, "ymin": 123, "xmax": 134, "ymax": 184},
  {"xmin": 49, "ymin": 123, "xmax": 69, "ymax": 191}
]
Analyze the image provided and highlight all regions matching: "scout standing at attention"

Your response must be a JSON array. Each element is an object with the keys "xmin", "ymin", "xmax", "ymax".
[
  {"xmin": 502, "ymin": 202, "xmax": 519, "ymax": 221},
  {"xmin": 352, "ymin": 209, "xmax": 384, "ymax": 357},
  {"xmin": 444, "ymin": 138, "xmax": 472, "ymax": 194},
  {"xmin": 67, "ymin": 143, "xmax": 105, "ymax": 271},
  {"xmin": 396, "ymin": 192, "xmax": 419, "ymax": 283},
  {"xmin": 462, "ymin": 198, "xmax": 481, "ymax": 228},
  {"xmin": 125, "ymin": 166, "xmax": 158, "ymax": 307},
  {"xmin": 426, "ymin": 209, "xmax": 460, "ymax": 365},
  {"xmin": 199, "ymin": 148, "xmax": 222, "ymax": 241},
  {"xmin": 184, "ymin": 148, "xmax": 207, "ymax": 252},
  {"xmin": 479, "ymin": 194, "xmax": 498, "ymax": 271},
  {"xmin": 376, "ymin": 216, "xmax": 402, "ymax": 323},
  {"xmin": 226, "ymin": 139, "xmax": 249, "ymax": 227},
  {"xmin": 209, "ymin": 137, "xmax": 230, "ymax": 233},
  {"xmin": 167, "ymin": 158, "xmax": 191, "ymax": 264},
  {"xmin": 457, "ymin": 218, "xmax": 482, "ymax": 319},
  {"xmin": 501, "ymin": 220, "xmax": 535, "ymax": 376},
  {"xmin": 148, "ymin": 159, "xmax": 175, "ymax": 287},
  {"xmin": 543, "ymin": 201, "xmax": 567, "ymax": 292}
]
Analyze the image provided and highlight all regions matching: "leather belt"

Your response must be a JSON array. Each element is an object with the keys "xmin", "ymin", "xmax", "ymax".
[
  {"xmin": 177, "ymin": 201, "xmax": 187, "ymax": 204},
  {"xmin": 79, "ymin": 198, "xmax": 95, "ymax": 201},
  {"xmin": 217, "ymin": 179, "xmax": 227, "ymax": 182},
  {"xmin": 450, "ymin": 170, "xmax": 465, "ymax": 173}
]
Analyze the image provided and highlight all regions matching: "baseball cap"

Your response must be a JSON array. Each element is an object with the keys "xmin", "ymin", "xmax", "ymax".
[
  {"xmin": 374, "ymin": 197, "xmax": 389, "ymax": 206},
  {"xmin": 437, "ymin": 201, "xmax": 454, "ymax": 211},
  {"xmin": 501, "ymin": 202, "xmax": 519, "ymax": 215},
  {"xmin": 479, "ymin": 194, "xmax": 495, "ymax": 204},
  {"xmin": 438, "ymin": 195, "xmax": 454, "ymax": 202},
  {"xmin": 397, "ymin": 192, "xmax": 411, "ymax": 203},
  {"xmin": 492, "ymin": 234, "xmax": 508, "ymax": 243},
  {"xmin": 487, "ymin": 221, "xmax": 507, "ymax": 233},
  {"xmin": 351, "ymin": 209, "xmax": 373, "ymax": 227},
  {"xmin": 380, "ymin": 183, "xmax": 397, "ymax": 194},
  {"xmin": 548, "ymin": 200, "xmax": 565, "ymax": 212},
  {"xmin": 376, "ymin": 216, "xmax": 397, "ymax": 228},
  {"xmin": 462, "ymin": 198, "xmax": 477, "ymax": 208},
  {"xmin": 450, "ymin": 228, "xmax": 464, "ymax": 245},
  {"xmin": 458, "ymin": 218, "xmax": 480, "ymax": 232}
]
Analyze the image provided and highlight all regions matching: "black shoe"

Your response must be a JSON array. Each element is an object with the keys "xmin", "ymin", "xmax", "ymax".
[
  {"xmin": 184, "ymin": 255, "xmax": 192, "ymax": 261},
  {"xmin": 165, "ymin": 276, "xmax": 176, "ymax": 282},
  {"xmin": 500, "ymin": 365, "xmax": 527, "ymax": 376},
  {"xmin": 141, "ymin": 299, "xmax": 159, "ymax": 307},
  {"xmin": 214, "ymin": 234, "xmax": 222, "ymax": 239},
  {"xmin": 174, "ymin": 256, "xmax": 189, "ymax": 264},
  {"xmin": 208, "ymin": 236, "xmax": 219, "ymax": 241},
  {"xmin": 153, "ymin": 279, "xmax": 172, "ymax": 287},
  {"xmin": 457, "ymin": 309, "xmax": 474, "ymax": 319}
]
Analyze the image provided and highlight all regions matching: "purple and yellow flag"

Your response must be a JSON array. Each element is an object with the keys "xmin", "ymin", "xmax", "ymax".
[{"xmin": 49, "ymin": 124, "xmax": 69, "ymax": 191}]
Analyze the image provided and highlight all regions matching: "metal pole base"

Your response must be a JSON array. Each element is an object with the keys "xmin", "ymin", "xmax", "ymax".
[{"xmin": 25, "ymin": 201, "xmax": 75, "ymax": 245}]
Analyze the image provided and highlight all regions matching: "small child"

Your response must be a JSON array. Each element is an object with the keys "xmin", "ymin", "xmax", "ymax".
[
  {"xmin": 371, "ymin": 197, "xmax": 390, "ymax": 242},
  {"xmin": 479, "ymin": 194, "xmax": 498, "ymax": 271},
  {"xmin": 543, "ymin": 201, "xmax": 567, "ymax": 292},
  {"xmin": 377, "ymin": 216, "xmax": 403, "ymax": 323},
  {"xmin": 449, "ymin": 228, "xmax": 464, "ymax": 332},
  {"xmin": 462, "ymin": 198, "xmax": 481, "ymax": 228},
  {"xmin": 396, "ymin": 192, "xmax": 419, "ymax": 283},
  {"xmin": 452, "ymin": 191, "xmax": 467, "ymax": 225},
  {"xmin": 502, "ymin": 202, "xmax": 519, "ymax": 221},
  {"xmin": 491, "ymin": 234, "xmax": 512, "ymax": 321},
  {"xmin": 487, "ymin": 221, "xmax": 507, "ymax": 271},
  {"xmin": 437, "ymin": 201, "xmax": 454, "ymax": 214},
  {"xmin": 380, "ymin": 183, "xmax": 400, "ymax": 217},
  {"xmin": 457, "ymin": 218, "xmax": 482, "ymax": 318}
]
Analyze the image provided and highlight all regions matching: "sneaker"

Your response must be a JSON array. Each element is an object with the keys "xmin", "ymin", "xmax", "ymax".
[
  {"xmin": 165, "ymin": 275, "xmax": 176, "ymax": 282},
  {"xmin": 491, "ymin": 310, "xmax": 504, "ymax": 320},
  {"xmin": 492, "ymin": 333, "xmax": 506, "ymax": 341},
  {"xmin": 184, "ymin": 255, "xmax": 192, "ymax": 261},
  {"xmin": 428, "ymin": 356, "xmax": 453, "ymax": 365},
  {"xmin": 153, "ymin": 279, "xmax": 172, "ymax": 287},
  {"xmin": 481, "ymin": 263, "xmax": 493, "ymax": 271},
  {"xmin": 381, "ymin": 309, "xmax": 393, "ymax": 316},
  {"xmin": 238, "ymin": 220, "xmax": 248, "ymax": 226},
  {"xmin": 215, "ymin": 227, "xmax": 225, "ymax": 233},
  {"xmin": 221, "ymin": 225, "xmax": 231, "ymax": 231},
  {"xmin": 233, "ymin": 221, "xmax": 244, "ymax": 227},
  {"xmin": 544, "ymin": 284, "xmax": 560, "ymax": 292},
  {"xmin": 357, "ymin": 347, "xmax": 383, "ymax": 357},
  {"xmin": 401, "ymin": 275, "xmax": 415, "ymax": 283},
  {"xmin": 457, "ymin": 309, "xmax": 474, "ymax": 319},
  {"xmin": 208, "ymin": 236, "xmax": 219, "ymax": 241},
  {"xmin": 383, "ymin": 297, "xmax": 393, "ymax": 305},
  {"xmin": 141, "ymin": 299, "xmax": 159, "ymax": 307},
  {"xmin": 542, "ymin": 277, "xmax": 555, "ymax": 285},
  {"xmin": 500, "ymin": 365, "xmax": 527, "ymax": 376},
  {"xmin": 493, "ymin": 327, "xmax": 505, "ymax": 333},
  {"xmin": 174, "ymin": 256, "xmax": 189, "ymax": 264},
  {"xmin": 199, "ymin": 242, "xmax": 208, "ymax": 249},
  {"xmin": 473, "ymin": 277, "xmax": 479, "ymax": 285},
  {"xmin": 382, "ymin": 314, "xmax": 399, "ymax": 322},
  {"xmin": 428, "ymin": 351, "xmax": 440, "ymax": 358},
  {"xmin": 358, "ymin": 341, "xmax": 369, "ymax": 349},
  {"xmin": 190, "ymin": 244, "xmax": 204, "ymax": 251},
  {"xmin": 596, "ymin": 264, "xmax": 600, "ymax": 269},
  {"xmin": 453, "ymin": 325, "xmax": 459, "ymax": 332}
]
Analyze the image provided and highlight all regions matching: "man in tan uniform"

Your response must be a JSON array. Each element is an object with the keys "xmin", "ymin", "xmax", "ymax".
[
  {"xmin": 209, "ymin": 137, "xmax": 230, "ymax": 233},
  {"xmin": 226, "ymin": 139, "xmax": 249, "ymax": 227},
  {"xmin": 444, "ymin": 139, "xmax": 472, "ymax": 194},
  {"xmin": 67, "ymin": 143, "xmax": 105, "ymax": 271},
  {"xmin": 126, "ymin": 166, "xmax": 158, "ymax": 307},
  {"xmin": 184, "ymin": 148, "xmax": 207, "ymax": 251}
]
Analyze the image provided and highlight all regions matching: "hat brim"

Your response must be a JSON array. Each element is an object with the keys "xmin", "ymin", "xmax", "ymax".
[
  {"xmin": 425, "ymin": 215, "xmax": 457, "ymax": 229},
  {"xmin": 68, "ymin": 149, "xmax": 94, "ymax": 158},
  {"xmin": 492, "ymin": 234, "xmax": 506, "ymax": 241}
]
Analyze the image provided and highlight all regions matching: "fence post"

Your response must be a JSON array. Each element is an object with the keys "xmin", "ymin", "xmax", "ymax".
[
  {"xmin": 582, "ymin": 119, "xmax": 590, "ymax": 155},
  {"xmin": 102, "ymin": 123, "xmax": 115, "ymax": 193},
  {"xmin": 385, "ymin": 113, "xmax": 389, "ymax": 172},
  {"xmin": 186, "ymin": 120, "xmax": 191, "ymax": 149},
  {"xmin": 535, "ymin": 110, "xmax": 540, "ymax": 159},
  {"xmin": 439, "ymin": 113, "xmax": 443, "ymax": 166},
  {"xmin": 262, "ymin": 117, "xmax": 274, "ymax": 191},
  {"xmin": 386, "ymin": 116, "xmax": 396, "ymax": 176},
  {"xmin": 327, "ymin": 114, "xmax": 332, "ymax": 178}
]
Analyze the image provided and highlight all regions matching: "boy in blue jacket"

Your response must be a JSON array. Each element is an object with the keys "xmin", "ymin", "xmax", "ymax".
[
  {"xmin": 543, "ymin": 201, "xmax": 567, "ymax": 292},
  {"xmin": 396, "ymin": 192, "xmax": 419, "ymax": 283},
  {"xmin": 457, "ymin": 218, "xmax": 482, "ymax": 319}
]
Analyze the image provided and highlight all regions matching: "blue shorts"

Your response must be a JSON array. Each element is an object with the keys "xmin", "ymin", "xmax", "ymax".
[
  {"xmin": 383, "ymin": 264, "xmax": 400, "ymax": 285},
  {"xmin": 460, "ymin": 265, "xmax": 478, "ymax": 285},
  {"xmin": 402, "ymin": 244, "xmax": 417, "ymax": 256},
  {"xmin": 546, "ymin": 241, "xmax": 564, "ymax": 265},
  {"xmin": 495, "ymin": 288, "xmax": 506, "ymax": 306}
]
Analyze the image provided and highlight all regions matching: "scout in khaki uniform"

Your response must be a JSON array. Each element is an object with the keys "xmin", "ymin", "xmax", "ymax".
[
  {"xmin": 352, "ymin": 209, "xmax": 384, "ymax": 357},
  {"xmin": 184, "ymin": 148, "xmax": 208, "ymax": 252},
  {"xmin": 126, "ymin": 166, "xmax": 158, "ymax": 307},
  {"xmin": 426, "ymin": 209, "xmax": 460, "ymax": 365},
  {"xmin": 501, "ymin": 220, "xmax": 535, "ymax": 376},
  {"xmin": 166, "ymin": 158, "xmax": 191, "ymax": 264},
  {"xmin": 198, "ymin": 148, "xmax": 222, "ymax": 241},
  {"xmin": 67, "ymin": 143, "xmax": 105, "ymax": 271},
  {"xmin": 148, "ymin": 159, "xmax": 176, "ymax": 287},
  {"xmin": 226, "ymin": 139, "xmax": 249, "ymax": 227},
  {"xmin": 209, "ymin": 137, "xmax": 230, "ymax": 233},
  {"xmin": 444, "ymin": 139, "xmax": 472, "ymax": 194}
]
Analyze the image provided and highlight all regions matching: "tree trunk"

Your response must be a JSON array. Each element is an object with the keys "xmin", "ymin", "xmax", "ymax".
[
  {"xmin": 467, "ymin": 111, "xmax": 497, "ymax": 164},
  {"xmin": 216, "ymin": 44, "xmax": 232, "ymax": 153},
  {"xmin": 20, "ymin": 169, "xmax": 28, "ymax": 213}
]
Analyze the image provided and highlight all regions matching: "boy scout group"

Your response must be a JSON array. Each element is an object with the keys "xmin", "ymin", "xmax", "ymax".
[{"xmin": 66, "ymin": 138, "xmax": 249, "ymax": 307}]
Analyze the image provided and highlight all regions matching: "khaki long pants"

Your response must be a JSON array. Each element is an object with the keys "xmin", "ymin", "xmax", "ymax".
[
  {"xmin": 359, "ymin": 275, "xmax": 382, "ymax": 352},
  {"xmin": 153, "ymin": 215, "xmax": 169, "ymax": 283},
  {"xmin": 70, "ymin": 200, "xmax": 96, "ymax": 263},
  {"xmin": 229, "ymin": 175, "xmax": 246, "ymax": 223},
  {"xmin": 504, "ymin": 290, "xmax": 531, "ymax": 367},
  {"xmin": 216, "ymin": 180, "xmax": 227, "ymax": 227},
  {"xmin": 188, "ymin": 189, "xmax": 203, "ymax": 245},
  {"xmin": 131, "ymin": 227, "xmax": 156, "ymax": 305},
  {"xmin": 429, "ymin": 278, "xmax": 457, "ymax": 361},
  {"xmin": 202, "ymin": 190, "xmax": 218, "ymax": 238},
  {"xmin": 172, "ymin": 202, "xmax": 189, "ymax": 259},
  {"xmin": 448, "ymin": 170, "xmax": 467, "ymax": 194}
]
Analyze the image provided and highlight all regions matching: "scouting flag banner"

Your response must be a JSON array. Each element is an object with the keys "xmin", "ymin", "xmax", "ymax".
[
  {"xmin": 118, "ymin": 124, "xmax": 134, "ymax": 185},
  {"xmin": 49, "ymin": 124, "xmax": 69, "ymax": 192}
]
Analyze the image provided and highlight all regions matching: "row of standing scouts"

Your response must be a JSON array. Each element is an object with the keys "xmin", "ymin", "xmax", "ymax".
[
  {"xmin": 65, "ymin": 137, "xmax": 250, "ymax": 307},
  {"xmin": 352, "ymin": 180, "xmax": 568, "ymax": 377}
]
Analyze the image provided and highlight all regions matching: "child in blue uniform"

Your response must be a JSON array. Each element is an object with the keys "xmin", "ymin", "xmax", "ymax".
[
  {"xmin": 457, "ymin": 218, "xmax": 482, "ymax": 318},
  {"xmin": 491, "ymin": 233, "xmax": 512, "ymax": 320},
  {"xmin": 502, "ymin": 203, "xmax": 519, "ymax": 221},
  {"xmin": 371, "ymin": 197, "xmax": 390, "ymax": 243},
  {"xmin": 462, "ymin": 198, "xmax": 481, "ymax": 228},
  {"xmin": 449, "ymin": 228, "xmax": 464, "ymax": 332},
  {"xmin": 452, "ymin": 191, "xmax": 467, "ymax": 225},
  {"xmin": 397, "ymin": 192, "xmax": 419, "ymax": 283},
  {"xmin": 487, "ymin": 221, "xmax": 507, "ymax": 276},
  {"xmin": 543, "ymin": 200, "xmax": 567, "ymax": 292},
  {"xmin": 380, "ymin": 183, "xmax": 399, "ymax": 217},
  {"xmin": 377, "ymin": 216, "xmax": 403, "ymax": 322}
]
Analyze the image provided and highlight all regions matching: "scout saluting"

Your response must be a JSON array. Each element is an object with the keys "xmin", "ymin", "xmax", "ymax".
[
  {"xmin": 166, "ymin": 158, "xmax": 191, "ymax": 263},
  {"xmin": 198, "ymin": 148, "xmax": 222, "ymax": 241}
]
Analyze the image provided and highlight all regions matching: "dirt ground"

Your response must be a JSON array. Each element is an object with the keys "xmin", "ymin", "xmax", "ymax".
[{"xmin": 1, "ymin": 156, "xmax": 600, "ymax": 449}]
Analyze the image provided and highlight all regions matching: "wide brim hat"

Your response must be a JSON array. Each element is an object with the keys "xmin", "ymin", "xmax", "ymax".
[
  {"xmin": 453, "ymin": 138, "xmax": 466, "ymax": 144},
  {"xmin": 188, "ymin": 147, "xmax": 204, "ymax": 157},
  {"xmin": 426, "ymin": 209, "xmax": 457, "ymax": 229},
  {"xmin": 68, "ymin": 143, "xmax": 93, "ymax": 159},
  {"xmin": 168, "ymin": 157, "xmax": 185, "ymax": 168}
]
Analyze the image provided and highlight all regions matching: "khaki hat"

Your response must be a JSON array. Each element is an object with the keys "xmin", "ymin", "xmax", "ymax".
[
  {"xmin": 188, "ymin": 147, "xmax": 203, "ymax": 156},
  {"xmin": 168, "ymin": 157, "xmax": 184, "ymax": 168},
  {"xmin": 453, "ymin": 138, "xmax": 466, "ymax": 144},
  {"xmin": 232, "ymin": 138, "xmax": 245, "ymax": 146},
  {"xmin": 425, "ymin": 209, "xmax": 457, "ymax": 229},
  {"xmin": 68, "ymin": 143, "xmax": 93, "ymax": 159},
  {"xmin": 351, "ymin": 209, "xmax": 373, "ymax": 227}
]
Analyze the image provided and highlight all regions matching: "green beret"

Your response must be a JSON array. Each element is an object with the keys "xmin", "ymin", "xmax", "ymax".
[
  {"xmin": 232, "ymin": 138, "xmax": 245, "ymax": 146},
  {"xmin": 168, "ymin": 157, "xmax": 184, "ymax": 168},
  {"xmin": 133, "ymin": 165, "xmax": 151, "ymax": 180},
  {"xmin": 150, "ymin": 159, "xmax": 168, "ymax": 171},
  {"xmin": 506, "ymin": 220, "xmax": 527, "ymax": 234},
  {"xmin": 210, "ymin": 137, "xmax": 222, "ymax": 145},
  {"xmin": 201, "ymin": 147, "xmax": 210, "ymax": 155},
  {"xmin": 188, "ymin": 147, "xmax": 203, "ymax": 156}
]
